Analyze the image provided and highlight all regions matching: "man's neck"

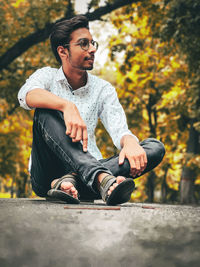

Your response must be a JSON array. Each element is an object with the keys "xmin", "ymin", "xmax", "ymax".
[{"xmin": 62, "ymin": 66, "xmax": 87, "ymax": 90}]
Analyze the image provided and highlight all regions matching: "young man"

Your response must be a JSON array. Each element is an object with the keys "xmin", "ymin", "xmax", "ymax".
[{"xmin": 18, "ymin": 15, "xmax": 165, "ymax": 205}]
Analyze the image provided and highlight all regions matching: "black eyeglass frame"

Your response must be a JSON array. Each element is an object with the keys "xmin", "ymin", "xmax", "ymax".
[{"xmin": 63, "ymin": 38, "xmax": 99, "ymax": 51}]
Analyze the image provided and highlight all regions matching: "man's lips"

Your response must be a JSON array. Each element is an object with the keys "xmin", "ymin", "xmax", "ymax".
[{"xmin": 84, "ymin": 56, "xmax": 94, "ymax": 62}]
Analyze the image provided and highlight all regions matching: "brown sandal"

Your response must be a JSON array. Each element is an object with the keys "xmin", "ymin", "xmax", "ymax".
[
  {"xmin": 46, "ymin": 173, "xmax": 80, "ymax": 204},
  {"xmin": 99, "ymin": 175, "xmax": 135, "ymax": 205}
]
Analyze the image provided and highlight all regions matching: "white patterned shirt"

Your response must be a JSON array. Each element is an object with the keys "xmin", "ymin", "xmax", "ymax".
[{"xmin": 18, "ymin": 66, "xmax": 138, "ymax": 160}]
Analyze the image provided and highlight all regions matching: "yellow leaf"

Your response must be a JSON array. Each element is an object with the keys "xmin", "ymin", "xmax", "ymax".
[{"xmin": 12, "ymin": 0, "xmax": 25, "ymax": 8}]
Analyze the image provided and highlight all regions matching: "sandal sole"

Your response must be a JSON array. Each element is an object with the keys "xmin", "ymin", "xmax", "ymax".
[
  {"xmin": 47, "ymin": 189, "xmax": 80, "ymax": 204},
  {"xmin": 106, "ymin": 179, "xmax": 135, "ymax": 205}
]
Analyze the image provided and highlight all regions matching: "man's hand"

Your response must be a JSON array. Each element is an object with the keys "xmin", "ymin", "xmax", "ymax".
[
  {"xmin": 119, "ymin": 135, "xmax": 147, "ymax": 177},
  {"xmin": 63, "ymin": 101, "xmax": 88, "ymax": 152}
]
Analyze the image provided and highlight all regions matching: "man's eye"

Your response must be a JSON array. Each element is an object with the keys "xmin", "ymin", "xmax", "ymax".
[{"xmin": 80, "ymin": 40, "xmax": 89, "ymax": 47}]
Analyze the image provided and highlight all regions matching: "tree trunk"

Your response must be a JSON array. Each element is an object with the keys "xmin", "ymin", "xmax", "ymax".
[
  {"xmin": 161, "ymin": 166, "xmax": 169, "ymax": 203},
  {"xmin": 180, "ymin": 121, "xmax": 200, "ymax": 204},
  {"xmin": 145, "ymin": 92, "xmax": 160, "ymax": 202},
  {"xmin": 10, "ymin": 177, "xmax": 14, "ymax": 198},
  {"xmin": 180, "ymin": 167, "xmax": 195, "ymax": 204},
  {"xmin": 16, "ymin": 172, "xmax": 28, "ymax": 198}
]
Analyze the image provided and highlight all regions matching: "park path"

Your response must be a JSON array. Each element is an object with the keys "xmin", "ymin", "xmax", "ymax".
[{"xmin": 0, "ymin": 198, "xmax": 200, "ymax": 267}]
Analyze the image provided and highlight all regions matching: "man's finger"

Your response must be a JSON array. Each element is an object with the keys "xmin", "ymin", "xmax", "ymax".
[
  {"xmin": 66, "ymin": 122, "xmax": 72, "ymax": 135},
  {"xmin": 142, "ymin": 154, "xmax": 148, "ymax": 170},
  {"xmin": 135, "ymin": 158, "xmax": 141, "ymax": 171},
  {"xmin": 73, "ymin": 127, "xmax": 82, "ymax": 142},
  {"xmin": 130, "ymin": 159, "xmax": 136, "ymax": 177},
  {"xmin": 140, "ymin": 156, "xmax": 145, "ymax": 169},
  {"xmin": 144, "ymin": 152, "xmax": 148, "ymax": 165},
  {"xmin": 70, "ymin": 124, "xmax": 78, "ymax": 140},
  {"xmin": 82, "ymin": 127, "xmax": 88, "ymax": 152},
  {"xmin": 119, "ymin": 151, "xmax": 125, "ymax": 165}
]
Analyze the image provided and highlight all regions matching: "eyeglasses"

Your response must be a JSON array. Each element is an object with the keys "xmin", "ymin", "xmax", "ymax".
[{"xmin": 63, "ymin": 38, "xmax": 98, "ymax": 51}]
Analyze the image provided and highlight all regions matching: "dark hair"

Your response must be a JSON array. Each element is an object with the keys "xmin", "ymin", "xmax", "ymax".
[{"xmin": 50, "ymin": 15, "xmax": 89, "ymax": 63}]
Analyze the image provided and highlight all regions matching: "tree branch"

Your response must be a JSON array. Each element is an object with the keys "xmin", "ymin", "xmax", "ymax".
[
  {"xmin": 85, "ymin": 0, "xmax": 137, "ymax": 21},
  {"xmin": 0, "ymin": 0, "xmax": 138, "ymax": 71}
]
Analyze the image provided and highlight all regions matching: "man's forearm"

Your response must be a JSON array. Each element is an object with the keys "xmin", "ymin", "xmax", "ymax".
[
  {"xmin": 26, "ymin": 88, "xmax": 69, "ymax": 112},
  {"xmin": 26, "ymin": 88, "xmax": 88, "ymax": 151}
]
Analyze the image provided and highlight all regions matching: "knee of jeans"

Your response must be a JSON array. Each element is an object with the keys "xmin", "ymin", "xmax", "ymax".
[
  {"xmin": 156, "ymin": 141, "xmax": 165, "ymax": 160},
  {"xmin": 143, "ymin": 138, "xmax": 165, "ymax": 159},
  {"xmin": 155, "ymin": 139, "xmax": 165, "ymax": 158},
  {"xmin": 35, "ymin": 108, "xmax": 63, "ymax": 123}
]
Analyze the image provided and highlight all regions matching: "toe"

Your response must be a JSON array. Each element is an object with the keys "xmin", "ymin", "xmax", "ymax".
[
  {"xmin": 70, "ymin": 187, "xmax": 78, "ymax": 198},
  {"xmin": 65, "ymin": 189, "xmax": 71, "ymax": 194},
  {"xmin": 109, "ymin": 185, "xmax": 115, "ymax": 192},
  {"xmin": 116, "ymin": 176, "xmax": 126, "ymax": 184},
  {"xmin": 71, "ymin": 186, "xmax": 76, "ymax": 193},
  {"xmin": 61, "ymin": 182, "xmax": 78, "ymax": 197},
  {"xmin": 108, "ymin": 179, "xmax": 125, "ymax": 196},
  {"xmin": 52, "ymin": 179, "xmax": 79, "ymax": 199},
  {"xmin": 112, "ymin": 183, "xmax": 118, "ymax": 188},
  {"xmin": 107, "ymin": 189, "xmax": 111, "ymax": 195},
  {"xmin": 74, "ymin": 193, "xmax": 78, "ymax": 199},
  {"xmin": 61, "ymin": 182, "xmax": 72, "ymax": 190}
]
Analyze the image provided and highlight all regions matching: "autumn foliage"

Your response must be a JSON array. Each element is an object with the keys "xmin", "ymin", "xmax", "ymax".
[{"xmin": 0, "ymin": 0, "xmax": 199, "ymax": 203}]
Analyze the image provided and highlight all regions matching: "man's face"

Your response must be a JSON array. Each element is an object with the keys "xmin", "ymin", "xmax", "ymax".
[{"xmin": 66, "ymin": 27, "xmax": 97, "ymax": 71}]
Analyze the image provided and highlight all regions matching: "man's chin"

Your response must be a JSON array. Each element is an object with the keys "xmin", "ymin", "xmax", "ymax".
[
  {"xmin": 83, "ymin": 65, "xmax": 94, "ymax": 71},
  {"xmin": 86, "ymin": 66, "xmax": 94, "ymax": 70}
]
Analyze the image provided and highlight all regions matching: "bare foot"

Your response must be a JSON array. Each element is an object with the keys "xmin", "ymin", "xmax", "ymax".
[
  {"xmin": 97, "ymin": 173, "xmax": 126, "ymax": 196},
  {"xmin": 51, "ymin": 179, "xmax": 78, "ymax": 199},
  {"xmin": 107, "ymin": 176, "xmax": 125, "ymax": 195}
]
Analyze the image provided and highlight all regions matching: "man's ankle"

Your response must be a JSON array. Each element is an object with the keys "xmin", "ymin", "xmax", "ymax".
[
  {"xmin": 51, "ymin": 178, "xmax": 58, "ymax": 188},
  {"xmin": 96, "ymin": 172, "xmax": 109, "ymax": 188}
]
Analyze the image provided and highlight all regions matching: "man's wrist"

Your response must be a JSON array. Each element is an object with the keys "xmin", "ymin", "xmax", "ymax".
[
  {"xmin": 120, "ymin": 134, "xmax": 138, "ymax": 148},
  {"xmin": 60, "ymin": 100, "xmax": 73, "ymax": 113}
]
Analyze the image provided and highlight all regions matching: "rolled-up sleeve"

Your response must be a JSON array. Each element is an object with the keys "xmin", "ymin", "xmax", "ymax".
[
  {"xmin": 18, "ymin": 67, "xmax": 52, "ymax": 110},
  {"xmin": 98, "ymin": 84, "xmax": 139, "ymax": 150}
]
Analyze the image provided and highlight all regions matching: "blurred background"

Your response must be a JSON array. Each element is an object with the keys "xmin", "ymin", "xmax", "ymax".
[{"xmin": 0, "ymin": 0, "xmax": 199, "ymax": 204}]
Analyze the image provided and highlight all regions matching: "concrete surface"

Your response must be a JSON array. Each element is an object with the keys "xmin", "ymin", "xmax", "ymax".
[{"xmin": 0, "ymin": 198, "xmax": 200, "ymax": 267}]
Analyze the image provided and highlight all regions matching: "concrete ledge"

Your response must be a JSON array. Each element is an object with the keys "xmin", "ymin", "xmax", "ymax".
[{"xmin": 1, "ymin": 199, "xmax": 200, "ymax": 267}]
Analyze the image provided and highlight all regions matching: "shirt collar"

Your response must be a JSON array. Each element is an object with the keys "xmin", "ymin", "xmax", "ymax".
[
  {"xmin": 55, "ymin": 66, "xmax": 67, "ymax": 82},
  {"xmin": 55, "ymin": 66, "xmax": 90, "ymax": 92}
]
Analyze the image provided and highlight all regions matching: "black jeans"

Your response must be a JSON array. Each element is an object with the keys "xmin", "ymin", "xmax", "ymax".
[{"xmin": 30, "ymin": 109, "xmax": 165, "ymax": 200}]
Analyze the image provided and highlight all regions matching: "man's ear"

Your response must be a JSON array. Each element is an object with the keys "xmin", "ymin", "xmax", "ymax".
[{"xmin": 57, "ymin": 46, "xmax": 68, "ymax": 60}]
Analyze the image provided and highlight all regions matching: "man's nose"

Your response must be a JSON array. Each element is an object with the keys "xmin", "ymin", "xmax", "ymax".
[{"xmin": 88, "ymin": 43, "xmax": 97, "ymax": 53}]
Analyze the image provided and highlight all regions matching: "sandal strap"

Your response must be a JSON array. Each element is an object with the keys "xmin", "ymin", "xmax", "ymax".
[
  {"xmin": 53, "ymin": 173, "xmax": 77, "ymax": 190},
  {"xmin": 99, "ymin": 174, "xmax": 116, "ymax": 202}
]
